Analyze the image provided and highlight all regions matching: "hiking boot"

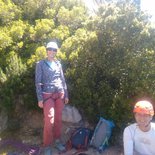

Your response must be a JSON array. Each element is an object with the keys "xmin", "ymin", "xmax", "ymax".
[
  {"xmin": 43, "ymin": 146, "xmax": 52, "ymax": 155},
  {"xmin": 54, "ymin": 140, "xmax": 66, "ymax": 152}
]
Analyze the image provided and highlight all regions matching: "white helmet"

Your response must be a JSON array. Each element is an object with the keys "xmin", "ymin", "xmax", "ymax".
[{"xmin": 46, "ymin": 42, "xmax": 58, "ymax": 49}]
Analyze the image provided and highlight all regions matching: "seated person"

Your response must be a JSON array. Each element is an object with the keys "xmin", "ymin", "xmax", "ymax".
[{"xmin": 123, "ymin": 100, "xmax": 155, "ymax": 155}]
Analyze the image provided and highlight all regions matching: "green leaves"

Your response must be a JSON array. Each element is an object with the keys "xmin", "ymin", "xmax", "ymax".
[
  {"xmin": 0, "ymin": 0, "xmax": 155, "ymax": 129},
  {"xmin": 57, "ymin": 6, "xmax": 87, "ymax": 29},
  {"xmin": 5, "ymin": 51, "xmax": 27, "ymax": 77},
  {"xmin": 0, "ymin": 0, "xmax": 21, "ymax": 25},
  {"xmin": 0, "ymin": 28, "xmax": 12, "ymax": 49},
  {"xmin": 62, "ymin": 1, "xmax": 155, "ymax": 125},
  {"xmin": 9, "ymin": 20, "xmax": 27, "ymax": 41},
  {"xmin": 34, "ymin": 19, "xmax": 55, "ymax": 40}
]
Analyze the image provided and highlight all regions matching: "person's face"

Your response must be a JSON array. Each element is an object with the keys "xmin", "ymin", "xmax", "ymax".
[
  {"xmin": 134, "ymin": 113, "xmax": 152, "ymax": 127},
  {"xmin": 46, "ymin": 48, "xmax": 57, "ymax": 59}
]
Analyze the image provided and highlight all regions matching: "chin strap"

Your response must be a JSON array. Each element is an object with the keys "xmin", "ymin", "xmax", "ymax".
[
  {"xmin": 138, "ymin": 122, "xmax": 150, "ymax": 132},
  {"xmin": 137, "ymin": 121, "xmax": 151, "ymax": 131},
  {"xmin": 145, "ymin": 121, "xmax": 151, "ymax": 128}
]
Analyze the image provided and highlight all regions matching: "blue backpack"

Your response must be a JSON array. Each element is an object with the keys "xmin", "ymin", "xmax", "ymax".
[
  {"xmin": 67, "ymin": 127, "xmax": 93, "ymax": 150},
  {"xmin": 90, "ymin": 117, "xmax": 115, "ymax": 152}
]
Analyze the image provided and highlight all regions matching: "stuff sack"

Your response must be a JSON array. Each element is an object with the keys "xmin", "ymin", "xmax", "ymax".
[
  {"xmin": 62, "ymin": 105, "xmax": 82, "ymax": 123},
  {"xmin": 67, "ymin": 127, "xmax": 93, "ymax": 150},
  {"xmin": 90, "ymin": 117, "xmax": 115, "ymax": 152}
]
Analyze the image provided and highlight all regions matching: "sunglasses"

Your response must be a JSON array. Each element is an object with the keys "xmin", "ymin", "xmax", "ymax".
[{"xmin": 47, "ymin": 48, "xmax": 57, "ymax": 52}]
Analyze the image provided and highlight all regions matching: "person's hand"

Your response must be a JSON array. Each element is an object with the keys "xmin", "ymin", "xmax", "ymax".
[
  {"xmin": 38, "ymin": 100, "xmax": 43, "ymax": 108},
  {"xmin": 64, "ymin": 97, "xmax": 69, "ymax": 104},
  {"xmin": 60, "ymin": 93, "xmax": 64, "ymax": 99}
]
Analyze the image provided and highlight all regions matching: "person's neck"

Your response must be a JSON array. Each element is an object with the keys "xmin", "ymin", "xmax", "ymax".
[
  {"xmin": 47, "ymin": 57, "xmax": 55, "ymax": 62},
  {"xmin": 138, "ymin": 123, "xmax": 151, "ymax": 132}
]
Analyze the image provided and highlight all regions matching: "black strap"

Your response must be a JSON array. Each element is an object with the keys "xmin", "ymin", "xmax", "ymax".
[
  {"xmin": 44, "ymin": 60, "xmax": 52, "ymax": 69},
  {"xmin": 44, "ymin": 60, "xmax": 60, "ymax": 69},
  {"xmin": 43, "ymin": 96, "xmax": 54, "ymax": 104}
]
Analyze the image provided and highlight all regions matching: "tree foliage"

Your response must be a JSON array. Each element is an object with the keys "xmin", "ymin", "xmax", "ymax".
[{"xmin": 0, "ymin": 0, "xmax": 155, "ymax": 132}]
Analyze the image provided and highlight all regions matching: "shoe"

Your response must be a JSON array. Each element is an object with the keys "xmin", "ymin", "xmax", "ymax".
[
  {"xmin": 44, "ymin": 146, "xmax": 52, "ymax": 155},
  {"xmin": 54, "ymin": 140, "xmax": 66, "ymax": 152}
]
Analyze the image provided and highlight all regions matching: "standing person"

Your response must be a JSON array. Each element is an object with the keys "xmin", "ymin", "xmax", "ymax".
[
  {"xmin": 123, "ymin": 100, "xmax": 155, "ymax": 155},
  {"xmin": 35, "ymin": 41, "xmax": 69, "ymax": 154}
]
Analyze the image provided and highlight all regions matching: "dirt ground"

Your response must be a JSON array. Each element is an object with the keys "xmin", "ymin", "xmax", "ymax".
[
  {"xmin": 0, "ymin": 145, "xmax": 123, "ymax": 155},
  {"xmin": 0, "ymin": 130, "xmax": 124, "ymax": 155},
  {"xmin": 0, "ymin": 131, "xmax": 124, "ymax": 155},
  {"xmin": 0, "ymin": 111, "xmax": 124, "ymax": 155},
  {"xmin": 52, "ymin": 146, "xmax": 124, "ymax": 155}
]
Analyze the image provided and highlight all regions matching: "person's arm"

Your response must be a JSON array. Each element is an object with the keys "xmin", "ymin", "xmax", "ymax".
[
  {"xmin": 123, "ymin": 127, "xmax": 134, "ymax": 155},
  {"xmin": 59, "ymin": 63, "xmax": 69, "ymax": 104},
  {"xmin": 35, "ymin": 61, "xmax": 43, "ymax": 106}
]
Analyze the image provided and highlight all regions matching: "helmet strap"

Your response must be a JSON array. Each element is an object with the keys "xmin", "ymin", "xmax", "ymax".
[{"xmin": 138, "ymin": 121, "xmax": 151, "ymax": 132}]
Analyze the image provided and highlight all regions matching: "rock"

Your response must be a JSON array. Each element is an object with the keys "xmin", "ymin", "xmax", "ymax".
[
  {"xmin": 18, "ymin": 110, "xmax": 43, "ymax": 145},
  {"xmin": 62, "ymin": 105, "xmax": 82, "ymax": 123},
  {"xmin": 20, "ymin": 110, "xmax": 43, "ymax": 129},
  {"xmin": 0, "ymin": 109, "xmax": 8, "ymax": 133}
]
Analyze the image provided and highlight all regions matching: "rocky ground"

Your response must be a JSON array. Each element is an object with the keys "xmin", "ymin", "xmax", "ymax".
[
  {"xmin": 0, "ymin": 141, "xmax": 123, "ymax": 155},
  {"xmin": 0, "ymin": 109, "xmax": 124, "ymax": 155}
]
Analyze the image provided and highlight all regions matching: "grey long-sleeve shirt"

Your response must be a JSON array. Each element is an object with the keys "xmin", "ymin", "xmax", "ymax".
[{"xmin": 35, "ymin": 59, "xmax": 68, "ymax": 102}]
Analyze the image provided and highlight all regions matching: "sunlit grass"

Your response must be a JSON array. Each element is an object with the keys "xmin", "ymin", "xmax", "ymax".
[{"xmin": 1, "ymin": 153, "xmax": 7, "ymax": 155}]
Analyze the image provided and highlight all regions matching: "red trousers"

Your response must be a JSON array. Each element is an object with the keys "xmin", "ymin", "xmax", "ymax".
[{"xmin": 43, "ymin": 93, "xmax": 64, "ymax": 147}]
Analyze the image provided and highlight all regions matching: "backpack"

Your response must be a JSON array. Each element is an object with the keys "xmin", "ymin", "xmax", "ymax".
[
  {"xmin": 67, "ymin": 127, "xmax": 93, "ymax": 151},
  {"xmin": 90, "ymin": 117, "xmax": 115, "ymax": 152}
]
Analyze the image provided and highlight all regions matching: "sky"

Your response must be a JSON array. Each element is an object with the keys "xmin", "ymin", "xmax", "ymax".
[
  {"xmin": 84, "ymin": 0, "xmax": 155, "ymax": 23},
  {"xmin": 141, "ymin": 0, "xmax": 155, "ymax": 22}
]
